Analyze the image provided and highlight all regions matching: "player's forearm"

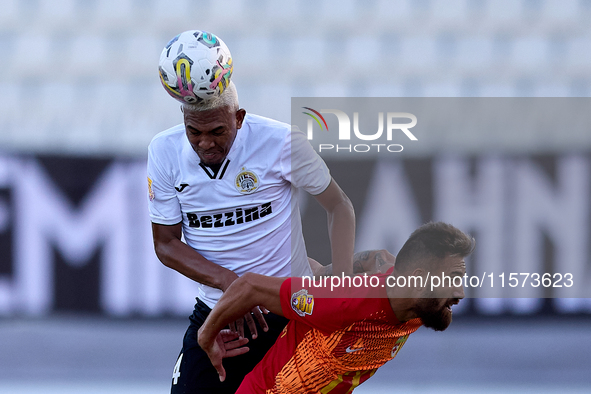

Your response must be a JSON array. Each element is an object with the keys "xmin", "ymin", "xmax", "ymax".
[
  {"xmin": 198, "ymin": 273, "xmax": 284, "ymax": 346},
  {"xmin": 154, "ymin": 233, "xmax": 237, "ymax": 291},
  {"xmin": 326, "ymin": 199, "xmax": 355, "ymax": 276},
  {"xmin": 353, "ymin": 250, "xmax": 392, "ymax": 274},
  {"xmin": 314, "ymin": 249, "xmax": 395, "ymax": 277},
  {"xmin": 199, "ymin": 277, "xmax": 260, "ymax": 346},
  {"xmin": 313, "ymin": 180, "xmax": 356, "ymax": 276}
]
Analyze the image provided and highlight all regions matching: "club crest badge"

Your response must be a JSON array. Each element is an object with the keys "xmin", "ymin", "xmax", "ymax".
[
  {"xmin": 291, "ymin": 289, "xmax": 314, "ymax": 317},
  {"xmin": 235, "ymin": 168, "xmax": 259, "ymax": 194}
]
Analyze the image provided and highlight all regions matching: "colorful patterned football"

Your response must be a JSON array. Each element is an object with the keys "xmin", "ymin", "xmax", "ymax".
[{"xmin": 158, "ymin": 30, "xmax": 233, "ymax": 104}]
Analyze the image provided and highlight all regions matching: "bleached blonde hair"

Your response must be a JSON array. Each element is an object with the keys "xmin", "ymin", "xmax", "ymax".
[{"xmin": 182, "ymin": 81, "xmax": 239, "ymax": 113}]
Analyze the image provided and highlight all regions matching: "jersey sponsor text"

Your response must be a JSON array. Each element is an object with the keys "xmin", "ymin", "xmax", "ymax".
[{"xmin": 186, "ymin": 202, "xmax": 272, "ymax": 228}]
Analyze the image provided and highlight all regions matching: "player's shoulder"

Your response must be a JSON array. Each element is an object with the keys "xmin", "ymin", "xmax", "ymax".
[
  {"xmin": 148, "ymin": 124, "xmax": 186, "ymax": 152},
  {"xmin": 243, "ymin": 113, "xmax": 291, "ymax": 138}
]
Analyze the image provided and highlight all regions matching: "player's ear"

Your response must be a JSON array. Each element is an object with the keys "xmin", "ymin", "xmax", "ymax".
[
  {"xmin": 235, "ymin": 109, "xmax": 246, "ymax": 129},
  {"xmin": 409, "ymin": 268, "xmax": 427, "ymax": 294},
  {"xmin": 411, "ymin": 268, "xmax": 424, "ymax": 277}
]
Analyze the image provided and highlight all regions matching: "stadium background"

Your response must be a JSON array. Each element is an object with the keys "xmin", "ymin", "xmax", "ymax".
[{"xmin": 0, "ymin": 0, "xmax": 590, "ymax": 392}]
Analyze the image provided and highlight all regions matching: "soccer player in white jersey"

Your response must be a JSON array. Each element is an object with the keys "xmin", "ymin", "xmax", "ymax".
[{"xmin": 148, "ymin": 31, "xmax": 355, "ymax": 393}]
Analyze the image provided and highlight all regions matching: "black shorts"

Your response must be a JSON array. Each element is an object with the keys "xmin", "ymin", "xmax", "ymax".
[{"xmin": 170, "ymin": 298, "xmax": 288, "ymax": 394}]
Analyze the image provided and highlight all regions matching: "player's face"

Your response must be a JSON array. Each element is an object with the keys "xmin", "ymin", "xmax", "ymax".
[
  {"xmin": 414, "ymin": 255, "xmax": 465, "ymax": 332},
  {"xmin": 183, "ymin": 106, "xmax": 246, "ymax": 165}
]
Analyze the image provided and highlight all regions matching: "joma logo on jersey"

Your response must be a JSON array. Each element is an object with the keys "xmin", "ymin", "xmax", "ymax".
[{"xmin": 186, "ymin": 202, "xmax": 272, "ymax": 228}]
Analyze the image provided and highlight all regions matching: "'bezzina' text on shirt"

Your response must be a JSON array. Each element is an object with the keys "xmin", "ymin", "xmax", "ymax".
[{"xmin": 186, "ymin": 202, "xmax": 272, "ymax": 228}]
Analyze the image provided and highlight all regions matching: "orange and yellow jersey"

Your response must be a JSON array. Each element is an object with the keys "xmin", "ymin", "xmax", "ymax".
[{"xmin": 237, "ymin": 274, "xmax": 423, "ymax": 394}]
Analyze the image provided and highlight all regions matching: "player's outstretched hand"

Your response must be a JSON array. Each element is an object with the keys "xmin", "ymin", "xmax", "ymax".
[
  {"xmin": 228, "ymin": 306, "xmax": 269, "ymax": 340},
  {"xmin": 198, "ymin": 329, "xmax": 250, "ymax": 382}
]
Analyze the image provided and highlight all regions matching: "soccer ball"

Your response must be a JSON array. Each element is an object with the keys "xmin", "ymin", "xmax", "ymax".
[{"xmin": 158, "ymin": 30, "xmax": 233, "ymax": 104}]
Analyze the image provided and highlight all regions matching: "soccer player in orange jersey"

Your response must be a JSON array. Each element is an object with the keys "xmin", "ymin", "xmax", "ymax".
[{"xmin": 198, "ymin": 222, "xmax": 474, "ymax": 393}]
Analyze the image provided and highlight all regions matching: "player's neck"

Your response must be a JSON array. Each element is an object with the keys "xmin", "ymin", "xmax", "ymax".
[
  {"xmin": 388, "ymin": 297, "xmax": 419, "ymax": 322},
  {"xmin": 386, "ymin": 273, "xmax": 420, "ymax": 322},
  {"xmin": 388, "ymin": 292, "xmax": 418, "ymax": 322},
  {"xmin": 203, "ymin": 161, "xmax": 223, "ymax": 173}
]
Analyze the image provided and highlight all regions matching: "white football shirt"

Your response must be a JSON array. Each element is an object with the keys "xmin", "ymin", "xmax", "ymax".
[{"xmin": 147, "ymin": 113, "xmax": 331, "ymax": 308}]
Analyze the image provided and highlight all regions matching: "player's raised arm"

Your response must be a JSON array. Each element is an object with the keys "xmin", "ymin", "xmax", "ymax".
[
  {"xmin": 198, "ymin": 273, "xmax": 285, "ymax": 381},
  {"xmin": 313, "ymin": 178, "xmax": 356, "ymax": 276},
  {"xmin": 312, "ymin": 249, "xmax": 396, "ymax": 277}
]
